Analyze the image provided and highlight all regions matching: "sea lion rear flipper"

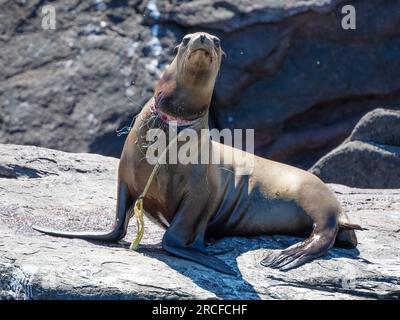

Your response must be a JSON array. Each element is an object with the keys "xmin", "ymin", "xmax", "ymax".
[
  {"xmin": 32, "ymin": 180, "xmax": 133, "ymax": 242},
  {"xmin": 261, "ymin": 219, "xmax": 338, "ymax": 271}
]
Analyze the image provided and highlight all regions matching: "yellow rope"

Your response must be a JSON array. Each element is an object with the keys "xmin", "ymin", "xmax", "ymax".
[
  {"xmin": 129, "ymin": 129, "xmax": 184, "ymax": 251},
  {"xmin": 129, "ymin": 197, "xmax": 145, "ymax": 250}
]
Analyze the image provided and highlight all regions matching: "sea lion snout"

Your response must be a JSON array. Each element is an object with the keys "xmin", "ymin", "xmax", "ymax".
[
  {"xmin": 187, "ymin": 34, "xmax": 215, "ymax": 63},
  {"xmin": 180, "ymin": 33, "xmax": 223, "ymax": 75},
  {"xmin": 188, "ymin": 49, "xmax": 212, "ymax": 67},
  {"xmin": 189, "ymin": 33, "xmax": 213, "ymax": 50}
]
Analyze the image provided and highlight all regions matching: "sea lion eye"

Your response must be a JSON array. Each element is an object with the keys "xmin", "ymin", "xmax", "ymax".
[
  {"xmin": 213, "ymin": 38, "xmax": 220, "ymax": 48},
  {"xmin": 182, "ymin": 37, "xmax": 190, "ymax": 46}
]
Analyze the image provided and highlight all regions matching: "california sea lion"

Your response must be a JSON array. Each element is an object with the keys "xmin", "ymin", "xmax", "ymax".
[{"xmin": 33, "ymin": 32, "xmax": 361, "ymax": 274}]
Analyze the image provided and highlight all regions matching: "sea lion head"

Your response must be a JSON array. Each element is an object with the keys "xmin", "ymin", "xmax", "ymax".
[
  {"xmin": 154, "ymin": 32, "xmax": 225, "ymax": 122},
  {"xmin": 174, "ymin": 32, "xmax": 224, "ymax": 84}
]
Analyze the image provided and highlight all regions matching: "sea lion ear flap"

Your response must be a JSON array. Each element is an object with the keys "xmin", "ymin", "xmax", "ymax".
[
  {"xmin": 173, "ymin": 45, "xmax": 180, "ymax": 55},
  {"xmin": 221, "ymin": 50, "xmax": 227, "ymax": 59}
]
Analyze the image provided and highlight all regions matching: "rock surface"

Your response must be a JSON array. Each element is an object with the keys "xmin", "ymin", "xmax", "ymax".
[
  {"xmin": 1, "ymin": 0, "xmax": 400, "ymax": 168},
  {"xmin": 1, "ymin": 143, "xmax": 399, "ymax": 300},
  {"xmin": 310, "ymin": 109, "xmax": 400, "ymax": 188}
]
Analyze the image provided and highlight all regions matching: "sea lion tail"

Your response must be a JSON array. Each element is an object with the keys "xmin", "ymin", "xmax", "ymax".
[
  {"xmin": 339, "ymin": 221, "xmax": 367, "ymax": 231},
  {"xmin": 334, "ymin": 220, "xmax": 367, "ymax": 249}
]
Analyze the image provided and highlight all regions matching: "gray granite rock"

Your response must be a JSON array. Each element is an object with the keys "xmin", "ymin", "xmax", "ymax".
[
  {"xmin": 349, "ymin": 108, "xmax": 400, "ymax": 146},
  {"xmin": 0, "ymin": 143, "xmax": 399, "ymax": 300},
  {"xmin": 310, "ymin": 109, "xmax": 400, "ymax": 188}
]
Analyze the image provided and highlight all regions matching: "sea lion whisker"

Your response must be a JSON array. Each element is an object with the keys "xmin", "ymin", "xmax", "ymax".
[{"xmin": 127, "ymin": 95, "xmax": 146, "ymax": 110}]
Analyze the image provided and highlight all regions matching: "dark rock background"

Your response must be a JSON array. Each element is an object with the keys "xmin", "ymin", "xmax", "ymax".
[
  {"xmin": 310, "ymin": 109, "xmax": 400, "ymax": 188},
  {"xmin": 1, "ymin": 0, "xmax": 400, "ymax": 169}
]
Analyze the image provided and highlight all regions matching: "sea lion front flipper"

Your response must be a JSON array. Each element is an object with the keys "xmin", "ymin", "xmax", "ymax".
[
  {"xmin": 205, "ymin": 247, "xmax": 235, "ymax": 256},
  {"xmin": 162, "ymin": 236, "xmax": 236, "ymax": 275},
  {"xmin": 161, "ymin": 198, "xmax": 236, "ymax": 275},
  {"xmin": 32, "ymin": 180, "xmax": 133, "ymax": 242}
]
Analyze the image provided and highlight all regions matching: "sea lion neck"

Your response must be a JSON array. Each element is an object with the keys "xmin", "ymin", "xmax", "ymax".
[
  {"xmin": 154, "ymin": 64, "xmax": 214, "ymax": 122},
  {"xmin": 149, "ymin": 98, "xmax": 208, "ymax": 129}
]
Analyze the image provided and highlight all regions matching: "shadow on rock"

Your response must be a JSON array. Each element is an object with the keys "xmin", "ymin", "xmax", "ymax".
[{"xmin": 98, "ymin": 234, "xmax": 362, "ymax": 300}]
